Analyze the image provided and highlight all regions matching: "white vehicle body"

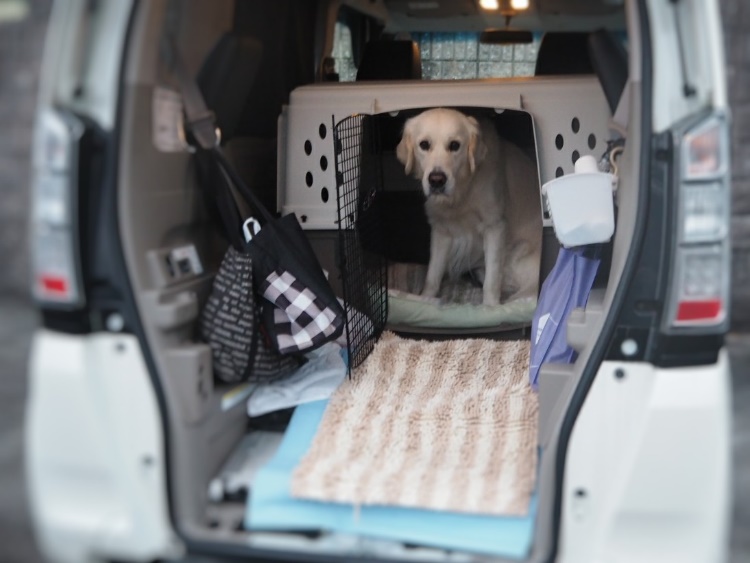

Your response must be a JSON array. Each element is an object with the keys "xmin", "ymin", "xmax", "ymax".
[{"xmin": 25, "ymin": 0, "xmax": 733, "ymax": 562}]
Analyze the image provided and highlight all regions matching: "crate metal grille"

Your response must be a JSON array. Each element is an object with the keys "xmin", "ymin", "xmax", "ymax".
[{"xmin": 333, "ymin": 114, "xmax": 388, "ymax": 373}]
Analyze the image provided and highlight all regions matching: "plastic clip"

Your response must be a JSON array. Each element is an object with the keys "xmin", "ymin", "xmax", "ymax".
[{"xmin": 243, "ymin": 217, "xmax": 262, "ymax": 243}]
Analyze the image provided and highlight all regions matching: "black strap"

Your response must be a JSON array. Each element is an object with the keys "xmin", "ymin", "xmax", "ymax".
[
  {"xmin": 166, "ymin": 37, "xmax": 221, "ymax": 151},
  {"xmin": 208, "ymin": 154, "xmax": 247, "ymax": 250},
  {"xmin": 163, "ymin": 36, "xmax": 275, "ymax": 226},
  {"xmin": 210, "ymin": 146, "xmax": 275, "ymax": 225}
]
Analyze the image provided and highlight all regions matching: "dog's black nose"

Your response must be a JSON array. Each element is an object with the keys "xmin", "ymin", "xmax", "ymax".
[{"xmin": 428, "ymin": 171, "xmax": 447, "ymax": 192}]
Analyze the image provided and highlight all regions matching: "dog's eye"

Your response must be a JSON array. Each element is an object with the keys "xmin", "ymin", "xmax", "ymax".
[
  {"xmin": 448, "ymin": 140, "xmax": 461, "ymax": 152},
  {"xmin": 419, "ymin": 140, "xmax": 431, "ymax": 151}
]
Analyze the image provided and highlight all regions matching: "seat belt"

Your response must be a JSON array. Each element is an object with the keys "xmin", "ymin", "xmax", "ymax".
[{"xmin": 161, "ymin": 35, "xmax": 275, "ymax": 227}]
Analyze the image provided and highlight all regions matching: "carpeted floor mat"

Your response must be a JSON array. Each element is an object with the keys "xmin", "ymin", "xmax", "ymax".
[{"xmin": 291, "ymin": 332, "xmax": 538, "ymax": 516}]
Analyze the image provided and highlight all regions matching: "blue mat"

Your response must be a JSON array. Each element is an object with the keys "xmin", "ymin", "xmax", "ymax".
[{"xmin": 245, "ymin": 400, "xmax": 537, "ymax": 559}]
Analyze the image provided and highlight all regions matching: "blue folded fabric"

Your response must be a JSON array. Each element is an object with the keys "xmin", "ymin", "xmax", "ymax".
[
  {"xmin": 246, "ymin": 400, "xmax": 537, "ymax": 559},
  {"xmin": 529, "ymin": 245, "xmax": 601, "ymax": 390}
]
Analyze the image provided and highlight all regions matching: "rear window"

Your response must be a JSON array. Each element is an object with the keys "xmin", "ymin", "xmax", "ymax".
[
  {"xmin": 332, "ymin": 21, "xmax": 358, "ymax": 82},
  {"xmin": 332, "ymin": 25, "xmax": 541, "ymax": 81},
  {"xmin": 414, "ymin": 32, "xmax": 540, "ymax": 79}
]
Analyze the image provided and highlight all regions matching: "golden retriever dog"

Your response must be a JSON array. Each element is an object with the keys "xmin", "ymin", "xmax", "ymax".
[{"xmin": 396, "ymin": 108, "xmax": 541, "ymax": 306}]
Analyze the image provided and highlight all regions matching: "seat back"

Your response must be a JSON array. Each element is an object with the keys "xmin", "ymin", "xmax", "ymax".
[
  {"xmin": 196, "ymin": 32, "xmax": 263, "ymax": 141},
  {"xmin": 534, "ymin": 32, "xmax": 594, "ymax": 76},
  {"xmin": 356, "ymin": 40, "xmax": 422, "ymax": 81}
]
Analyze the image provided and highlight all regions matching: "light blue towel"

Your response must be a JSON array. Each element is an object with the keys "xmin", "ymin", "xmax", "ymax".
[{"xmin": 245, "ymin": 400, "xmax": 537, "ymax": 559}]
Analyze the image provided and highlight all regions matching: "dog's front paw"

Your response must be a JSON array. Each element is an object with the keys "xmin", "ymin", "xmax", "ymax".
[
  {"xmin": 421, "ymin": 283, "xmax": 440, "ymax": 298},
  {"xmin": 482, "ymin": 291, "xmax": 501, "ymax": 307}
]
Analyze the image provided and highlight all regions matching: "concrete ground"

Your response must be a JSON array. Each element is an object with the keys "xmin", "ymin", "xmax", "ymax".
[{"xmin": 0, "ymin": 295, "xmax": 748, "ymax": 563}]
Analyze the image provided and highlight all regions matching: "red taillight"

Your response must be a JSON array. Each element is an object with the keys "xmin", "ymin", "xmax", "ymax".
[
  {"xmin": 39, "ymin": 275, "xmax": 69, "ymax": 295},
  {"xmin": 675, "ymin": 299, "xmax": 723, "ymax": 324},
  {"xmin": 30, "ymin": 110, "xmax": 85, "ymax": 308},
  {"xmin": 666, "ymin": 114, "xmax": 730, "ymax": 331}
]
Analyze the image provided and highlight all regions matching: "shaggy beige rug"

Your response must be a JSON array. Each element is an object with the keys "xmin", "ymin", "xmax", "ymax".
[{"xmin": 290, "ymin": 332, "xmax": 538, "ymax": 516}]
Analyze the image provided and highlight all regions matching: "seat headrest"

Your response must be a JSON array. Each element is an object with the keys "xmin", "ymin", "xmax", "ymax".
[
  {"xmin": 534, "ymin": 32, "xmax": 594, "ymax": 76},
  {"xmin": 356, "ymin": 40, "xmax": 422, "ymax": 81},
  {"xmin": 197, "ymin": 33, "xmax": 263, "ymax": 141}
]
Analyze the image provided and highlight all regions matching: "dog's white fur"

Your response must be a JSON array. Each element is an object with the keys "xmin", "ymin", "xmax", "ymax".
[{"xmin": 396, "ymin": 108, "xmax": 541, "ymax": 306}]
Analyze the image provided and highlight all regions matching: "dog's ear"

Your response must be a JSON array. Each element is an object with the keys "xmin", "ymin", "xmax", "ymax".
[
  {"xmin": 396, "ymin": 121, "xmax": 415, "ymax": 175},
  {"xmin": 467, "ymin": 116, "xmax": 487, "ymax": 174}
]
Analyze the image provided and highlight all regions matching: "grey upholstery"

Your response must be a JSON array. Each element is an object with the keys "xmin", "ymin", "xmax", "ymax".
[
  {"xmin": 588, "ymin": 29, "xmax": 629, "ymax": 113},
  {"xmin": 356, "ymin": 40, "xmax": 422, "ymax": 81},
  {"xmin": 196, "ymin": 32, "xmax": 263, "ymax": 141},
  {"xmin": 534, "ymin": 32, "xmax": 594, "ymax": 76}
]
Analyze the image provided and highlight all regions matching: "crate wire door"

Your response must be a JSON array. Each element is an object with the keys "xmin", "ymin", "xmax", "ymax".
[{"xmin": 333, "ymin": 114, "xmax": 388, "ymax": 372}]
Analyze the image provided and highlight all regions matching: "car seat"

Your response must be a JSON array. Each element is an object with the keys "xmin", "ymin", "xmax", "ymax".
[
  {"xmin": 534, "ymin": 32, "xmax": 595, "ymax": 76},
  {"xmin": 356, "ymin": 40, "xmax": 422, "ymax": 81}
]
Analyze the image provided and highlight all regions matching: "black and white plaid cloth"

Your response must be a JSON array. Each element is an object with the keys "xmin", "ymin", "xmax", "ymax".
[{"xmin": 261, "ymin": 269, "xmax": 343, "ymax": 354}]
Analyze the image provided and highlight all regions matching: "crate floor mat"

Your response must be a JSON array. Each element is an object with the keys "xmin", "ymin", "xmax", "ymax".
[
  {"xmin": 292, "ymin": 332, "xmax": 537, "ymax": 515},
  {"xmin": 387, "ymin": 262, "xmax": 537, "ymax": 329},
  {"xmin": 245, "ymin": 399, "xmax": 538, "ymax": 559}
]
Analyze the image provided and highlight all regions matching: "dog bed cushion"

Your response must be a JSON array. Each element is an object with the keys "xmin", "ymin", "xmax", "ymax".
[{"xmin": 387, "ymin": 262, "xmax": 537, "ymax": 329}]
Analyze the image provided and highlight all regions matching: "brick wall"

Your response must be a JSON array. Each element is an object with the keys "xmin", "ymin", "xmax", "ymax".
[
  {"xmin": 722, "ymin": 0, "xmax": 750, "ymax": 328},
  {"xmin": 0, "ymin": 0, "xmax": 50, "ymax": 298}
]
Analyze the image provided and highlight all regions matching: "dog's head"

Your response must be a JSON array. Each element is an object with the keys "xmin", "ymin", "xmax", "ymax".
[{"xmin": 396, "ymin": 108, "xmax": 487, "ymax": 202}]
